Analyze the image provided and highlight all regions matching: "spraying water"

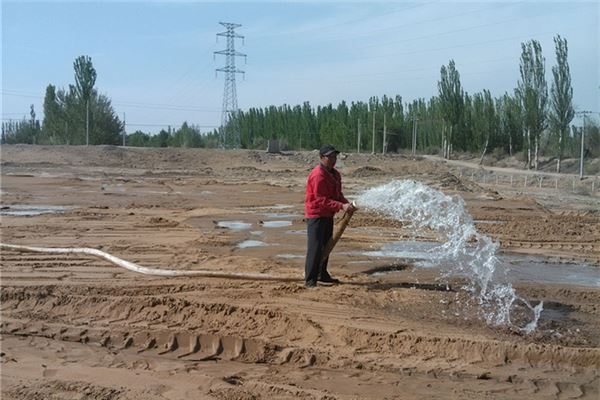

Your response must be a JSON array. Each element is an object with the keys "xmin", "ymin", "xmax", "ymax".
[{"xmin": 356, "ymin": 180, "xmax": 543, "ymax": 333}]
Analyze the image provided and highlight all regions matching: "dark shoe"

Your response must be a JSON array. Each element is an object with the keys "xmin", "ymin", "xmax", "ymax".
[
  {"xmin": 305, "ymin": 280, "xmax": 317, "ymax": 288},
  {"xmin": 318, "ymin": 276, "xmax": 340, "ymax": 284}
]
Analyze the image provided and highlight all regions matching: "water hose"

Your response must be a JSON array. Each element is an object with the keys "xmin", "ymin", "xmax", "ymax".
[
  {"xmin": 0, "ymin": 243, "xmax": 294, "ymax": 281},
  {"xmin": 2, "ymin": 204, "xmax": 356, "ymax": 281},
  {"xmin": 321, "ymin": 203, "xmax": 356, "ymax": 264}
]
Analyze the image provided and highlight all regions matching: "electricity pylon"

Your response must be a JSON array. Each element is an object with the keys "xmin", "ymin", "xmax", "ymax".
[{"xmin": 214, "ymin": 22, "xmax": 246, "ymax": 148}]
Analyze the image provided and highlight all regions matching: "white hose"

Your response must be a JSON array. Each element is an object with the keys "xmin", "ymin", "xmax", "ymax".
[{"xmin": 1, "ymin": 243, "xmax": 294, "ymax": 281}]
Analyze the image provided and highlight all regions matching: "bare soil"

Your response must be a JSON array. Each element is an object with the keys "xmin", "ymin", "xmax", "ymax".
[{"xmin": 1, "ymin": 144, "xmax": 599, "ymax": 399}]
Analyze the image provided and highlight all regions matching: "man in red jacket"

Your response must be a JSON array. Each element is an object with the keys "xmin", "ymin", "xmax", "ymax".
[{"xmin": 304, "ymin": 144, "xmax": 356, "ymax": 287}]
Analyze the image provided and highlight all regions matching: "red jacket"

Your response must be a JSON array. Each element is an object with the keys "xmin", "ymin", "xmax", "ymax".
[{"xmin": 305, "ymin": 164, "xmax": 349, "ymax": 218}]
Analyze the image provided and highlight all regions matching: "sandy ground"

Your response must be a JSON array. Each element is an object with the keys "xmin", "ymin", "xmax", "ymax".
[{"xmin": 1, "ymin": 144, "xmax": 599, "ymax": 399}]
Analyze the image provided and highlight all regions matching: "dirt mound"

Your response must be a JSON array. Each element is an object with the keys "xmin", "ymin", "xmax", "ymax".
[
  {"xmin": 350, "ymin": 166, "xmax": 386, "ymax": 177},
  {"xmin": 437, "ymin": 172, "xmax": 473, "ymax": 192}
]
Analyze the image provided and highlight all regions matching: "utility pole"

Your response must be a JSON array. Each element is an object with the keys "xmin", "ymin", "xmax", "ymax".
[
  {"xmin": 578, "ymin": 111, "xmax": 592, "ymax": 179},
  {"xmin": 86, "ymin": 99, "xmax": 89, "ymax": 146},
  {"xmin": 411, "ymin": 116, "xmax": 418, "ymax": 157},
  {"xmin": 122, "ymin": 112, "xmax": 126, "ymax": 146},
  {"xmin": 357, "ymin": 117, "xmax": 361, "ymax": 153},
  {"xmin": 215, "ymin": 22, "xmax": 246, "ymax": 149},
  {"xmin": 372, "ymin": 112, "xmax": 375, "ymax": 154},
  {"xmin": 382, "ymin": 113, "xmax": 387, "ymax": 154}
]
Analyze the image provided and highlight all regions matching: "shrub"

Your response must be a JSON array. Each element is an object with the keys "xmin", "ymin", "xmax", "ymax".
[
  {"xmin": 490, "ymin": 147, "xmax": 506, "ymax": 161},
  {"xmin": 514, "ymin": 150, "xmax": 527, "ymax": 162}
]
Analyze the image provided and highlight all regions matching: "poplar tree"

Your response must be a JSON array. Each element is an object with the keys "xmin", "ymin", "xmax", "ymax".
[
  {"xmin": 472, "ymin": 90, "xmax": 496, "ymax": 164},
  {"xmin": 73, "ymin": 55, "xmax": 97, "ymax": 145},
  {"xmin": 517, "ymin": 40, "xmax": 547, "ymax": 170},
  {"xmin": 497, "ymin": 93, "xmax": 523, "ymax": 156},
  {"xmin": 42, "ymin": 85, "xmax": 64, "ymax": 143},
  {"xmin": 549, "ymin": 35, "xmax": 574, "ymax": 173},
  {"xmin": 438, "ymin": 59, "xmax": 464, "ymax": 159}
]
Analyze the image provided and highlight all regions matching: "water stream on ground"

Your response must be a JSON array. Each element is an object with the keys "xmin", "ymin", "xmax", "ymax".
[
  {"xmin": 356, "ymin": 180, "xmax": 543, "ymax": 333},
  {"xmin": 359, "ymin": 241, "xmax": 600, "ymax": 287}
]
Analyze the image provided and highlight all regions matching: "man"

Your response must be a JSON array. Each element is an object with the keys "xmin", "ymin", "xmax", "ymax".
[{"xmin": 304, "ymin": 144, "xmax": 356, "ymax": 288}]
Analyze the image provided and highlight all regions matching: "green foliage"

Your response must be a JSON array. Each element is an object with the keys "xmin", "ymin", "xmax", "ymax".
[
  {"xmin": 496, "ymin": 93, "xmax": 524, "ymax": 155},
  {"xmin": 73, "ymin": 55, "xmax": 97, "ymax": 103},
  {"xmin": 37, "ymin": 55, "xmax": 123, "ymax": 145},
  {"xmin": 549, "ymin": 35, "xmax": 575, "ymax": 171},
  {"xmin": 584, "ymin": 118, "xmax": 600, "ymax": 158},
  {"xmin": 225, "ymin": 87, "xmax": 532, "ymax": 159},
  {"xmin": 319, "ymin": 118, "xmax": 346, "ymax": 147},
  {"xmin": 42, "ymin": 85, "xmax": 63, "ymax": 143},
  {"xmin": 438, "ymin": 60, "xmax": 464, "ymax": 129},
  {"xmin": 127, "ymin": 130, "xmax": 151, "ymax": 147},
  {"xmin": 171, "ymin": 122, "xmax": 202, "ymax": 147},
  {"xmin": 438, "ymin": 59, "xmax": 464, "ymax": 158},
  {"xmin": 517, "ymin": 39, "xmax": 548, "ymax": 168},
  {"xmin": 490, "ymin": 147, "xmax": 505, "ymax": 161},
  {"xmin": 1, "ymin": 105, "xmax": 41, "ymax": 144},
  {"xmin": 90, "ymin": 94, "xmax": 123, "ymax": 144},
  {"xmin": 152, "ymin": 129, "xmax": 170, "ymax": 147},
  {"xmin": 514, "ymin": 150, "xmax": 528, "ymax": 162}
]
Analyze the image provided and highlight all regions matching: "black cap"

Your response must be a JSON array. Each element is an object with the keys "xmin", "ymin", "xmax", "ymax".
[{"xmin": 319, "ymin": 144, "xmax": 340, "ymax": 156}]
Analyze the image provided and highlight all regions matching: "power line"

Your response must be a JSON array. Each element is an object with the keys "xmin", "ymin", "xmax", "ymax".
[
  {"xmin": 251, "ymin": 1, "xmax": 438, "ymax": 40},
  {"xmin": 1, "ymin": 91, "xmax": 40, "ymax": 99},
  {"xmin": 353, "ymin": 5, "xmax": 572, "ymax": 52},
  {"xmin": 112, "ymin": 102, "xmax": 220, "ymax": 113},
  {"xmin": 308, "ymin": 2, "xmax": 516, "ymax": 45},
  {"xmin": 286, "ymin": 56, "xmax": 518, "ymax": 83},
  {"xmin": 164, "ymin": 43, "xmax": 217, "ymax": 105},
  {"xmin": 126, "ymin": 123, "xmax": 218, "ymax": 128},
  {"xmin": 265, "ymin": 24, "xmax": 588, "ymax": 68},
  {"xmin": 0, "ymin": 90, "xmax": 221, "ymax": 113},
  {"xmin": 262, "ymin": 5, "xmax": 586, "ymax": 66},
  {"xmin": 165, "ymin": 43, "xmax": 223, "ymax": 107}
]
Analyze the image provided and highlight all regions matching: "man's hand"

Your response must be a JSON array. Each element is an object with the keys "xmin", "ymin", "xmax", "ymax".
[{"xmin": 342, "ymin": 202, "xmax": 357, "ymax": 214}]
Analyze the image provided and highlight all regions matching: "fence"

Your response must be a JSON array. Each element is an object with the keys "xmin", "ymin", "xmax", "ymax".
[{"xmin": 455, "ymin": 168, "xmax": 600, "ymax": 196}]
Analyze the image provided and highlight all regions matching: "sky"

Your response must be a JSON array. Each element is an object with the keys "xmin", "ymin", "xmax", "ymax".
[{"xmin": 2, "ymin": 0, "xmax": 599, "ymax": 134}]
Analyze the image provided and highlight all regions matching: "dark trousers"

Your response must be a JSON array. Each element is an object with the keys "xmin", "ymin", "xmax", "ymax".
[{"xmin": 304, "ymin": 217, "xmax": 334, "ymax": 283}]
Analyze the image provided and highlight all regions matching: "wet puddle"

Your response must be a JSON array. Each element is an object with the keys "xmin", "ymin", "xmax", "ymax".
[
  {"xmin": 502, "ymin": 255, "xmax": 600, "ymax": 287},
  {"xmin": 539, "ymin": 304, "xmax": 572, "ymax": 323},
  {"xmin": 0, "ymin": 205, "xmax": 70, "ymax": 216},
  {"xmin": 277, "ymin": 253, "xmax": 304, "ymax": 259},
  {"xmin": 360, "ymin": 240, "xmax": 600, "ymax": 288},
  {"xmin": 238, "ymin": 240, "xmax": 268, "ymax": 249},
  {"xmin": 360, "ymin": 240, "xmax": 440, "ymax": 261},
  {"xmin": 216, "ymin": 221, "xmax": 252, "ymax": 230},
  {"xmin": 260, "ymin": 220, "xmax": 292, "ymax": 228}
]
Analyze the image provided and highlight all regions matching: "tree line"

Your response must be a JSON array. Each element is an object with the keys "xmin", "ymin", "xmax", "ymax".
[
  {"xmin": 2, "ymin": 36, "xmax": 598, "ymax": 172},
  {"xmin": 228, "ymin": 35, "xmax": 597, "ymax": 171}
]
